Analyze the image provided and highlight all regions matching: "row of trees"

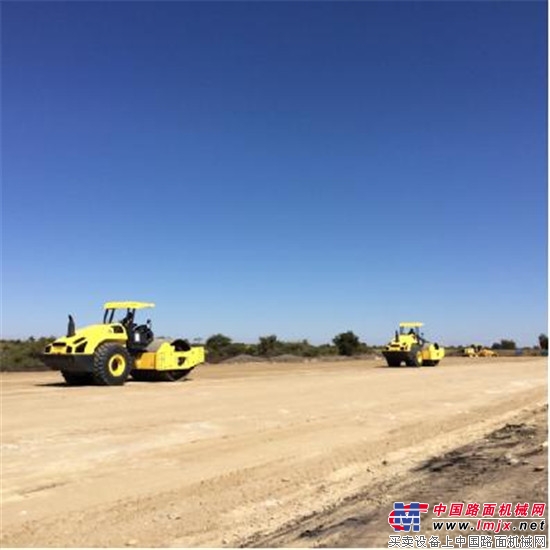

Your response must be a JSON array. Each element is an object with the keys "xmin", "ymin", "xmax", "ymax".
[
  {"xmin": 1, "ymin": 332, "xmax": 547, "ymax": 371},
  {"xmin": 205, "ymin": 331, "xmax": 371, "ymax": 362},
  {"xmin": 489, "ymin": 335, "xmax": 548, "ymax": 351},
  {"xmin": 490, "ymin": 339, "xmax": 517, "ymax": 350},
  {"xmin": 1, "ymin": 337, "xmax": 54, "ymax": 371}
]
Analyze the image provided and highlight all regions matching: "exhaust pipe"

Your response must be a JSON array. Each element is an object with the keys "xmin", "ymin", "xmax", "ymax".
[{"xmin": 67, "ymin": 315, "xmax": 76, "ymax": 337}]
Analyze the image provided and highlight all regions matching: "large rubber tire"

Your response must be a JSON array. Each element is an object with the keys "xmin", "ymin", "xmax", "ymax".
[
  {"xmin": 386, "ymin": 359, "xmax": 401, "ymax": 367},
  {"xmin": 92, "ymin": 343, "xmax": 132, "ymax": 386},
  {"xmin": 61, "ymin": 371, "xmax": 94, "ymax": 386},
  {"xmin": 406, "ymin": 347, "xmax": 423, "ymax": 367},
  {"xmin": 424, "ymin": 360, "xmax": 439, "ymax": 367}
]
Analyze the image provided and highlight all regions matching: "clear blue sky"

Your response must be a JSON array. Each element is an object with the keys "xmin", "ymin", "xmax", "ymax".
[{"xmin": 2, "ymin": 1, "xmax": 547, "ymax": 346}]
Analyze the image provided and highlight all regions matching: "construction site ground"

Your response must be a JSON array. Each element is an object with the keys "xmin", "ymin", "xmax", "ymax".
[{"xmin": 1, "ymin": 356, "xmax": 547, "ymax": 548}]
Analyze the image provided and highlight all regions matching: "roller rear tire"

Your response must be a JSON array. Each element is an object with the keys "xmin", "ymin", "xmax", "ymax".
[
  {"xmin": 406, "ymin": 347, "xmax": 423, "ymax": 367},
  {"xmin": 92, "ymin": 344, "xmax": 132, "ymax": 386}
]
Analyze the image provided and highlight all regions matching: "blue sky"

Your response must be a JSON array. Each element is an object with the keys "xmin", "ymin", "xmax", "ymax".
[{"xmin": 2, "ymin": 1, "xmax": 547, "ymax": 346}]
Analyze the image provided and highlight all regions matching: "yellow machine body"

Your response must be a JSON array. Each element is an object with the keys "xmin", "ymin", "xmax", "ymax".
[
  {"xmin": 42, "ymin": 301, "xmax": 206, "ymax": 385},
  {"xmin": 462, "ymin": 345, "xmax": 497, "ymax": 358},
  {"xmin": 134, "ymin": 341, "xmax": 206, "ymax": 371},
  {"xmin": 382, "ymin": 322, "xmax": 445, "ymax": 367},
  {"xmin": 44, "ymin": 323, "xmax": 128, "ymax": 356}
]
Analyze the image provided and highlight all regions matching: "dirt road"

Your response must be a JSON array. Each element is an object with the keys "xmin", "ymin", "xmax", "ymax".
[{"xmin": 1, "ymin": 357, "xmax": 547, "ymax": 547}]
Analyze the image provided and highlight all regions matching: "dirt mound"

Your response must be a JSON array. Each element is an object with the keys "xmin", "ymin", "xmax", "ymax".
[
  {"xmin": 268, "ymin": 354, "xmax": 305, "ymax": 363},
  {"xmin": 317, "ymin": 353, "xmax": 381, "ymax": 362},
  {"xmin": 221, "ymin": 354, "xmax": 266, "ymax": 364},
  {"xmin": 222, "ymin": 354, "xmax": 309, "ymax": 364}
]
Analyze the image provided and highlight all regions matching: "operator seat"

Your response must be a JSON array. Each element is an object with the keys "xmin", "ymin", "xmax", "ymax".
[
  {"xmin": 127, "ymin": 322, "xmax": 154, "ymax": 351},
  {"xmin": 120, "ymin": 312, "xmax": 154, "ymax": 351}
]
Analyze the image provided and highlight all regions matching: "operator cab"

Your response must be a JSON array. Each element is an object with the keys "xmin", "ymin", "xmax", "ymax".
[
  {"xmin": 401, "ymin": 326, "xmax": 420, "ymax": 337},
  {"xmin": 103, "ymin": 301, "xmax": 155, "ymax": 351},
  {"xmin": 398, "ymin": 322, "xmax": 426, "ymax": 345}
]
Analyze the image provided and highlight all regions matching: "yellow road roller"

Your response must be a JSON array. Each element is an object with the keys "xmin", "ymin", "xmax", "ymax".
[
  {"xmin": 42, "ymin": 301, "xmax": 205, "ymax": 385},
  {"xmin": 382, "ymin": 322, "xmax": 445, "ymax": 367},
  {"xmin": 462, "ymin": 345, "xmax": 498, "ymax": 357}
]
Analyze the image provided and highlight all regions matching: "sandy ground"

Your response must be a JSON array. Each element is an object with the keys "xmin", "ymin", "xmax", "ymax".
[
  {"xmin": 0, "ymin": 357, "xmax": 547, "ymax": 548},
  {"xmin": 252, "ymin": 404, "xmax": 548, "ymax": 548}
]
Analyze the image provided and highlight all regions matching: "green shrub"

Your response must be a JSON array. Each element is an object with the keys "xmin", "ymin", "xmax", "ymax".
[
  {"xmin": 332, "ymin": 331, "xmax": 368, "ymax": 356},
  {"xmin": 1, "ymin": 337, "xmax": 54, "ymax": 371}
]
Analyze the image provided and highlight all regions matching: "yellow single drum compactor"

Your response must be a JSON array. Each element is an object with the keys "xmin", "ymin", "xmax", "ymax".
[
  {"xmin": 382, "ymin": 322, "xmax": 445, "ymax": 367},
  {"xmin": 42, "ymin": 301, "xmax": 205, "ymax": 385},
  {"xmin": 462, "ymin": 345, "xmax": 498, "ymax": 358}
]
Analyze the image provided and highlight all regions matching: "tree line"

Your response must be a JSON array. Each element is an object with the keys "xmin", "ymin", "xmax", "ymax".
[
  {"xmin": 1, "ymin": 332, "xmax": 547, "ymax": 371},
  {"xmin": 489, "ymin": 335, "xmax": 548, "ymax": 351},
  {"xmin": 204, "ymin": 331, "xmax": 371, "ymax": 362}
]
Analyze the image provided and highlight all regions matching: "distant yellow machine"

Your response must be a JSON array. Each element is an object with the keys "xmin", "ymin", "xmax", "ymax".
[
  {"xmin": 383, "ymin": 322, "xmax": 445, "ymax": 367},
  {"xmin": 462, "ymin": 345, "xmax": 498, "ymax": 358},
  {"xmin": 42, "ymin": 302, "xmax": 205, "ymax": 385}
]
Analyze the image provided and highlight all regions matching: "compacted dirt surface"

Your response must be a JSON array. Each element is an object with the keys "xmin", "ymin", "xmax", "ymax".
[
  {"xmin": 251, "ymin": 404, "xmax": 548, "ymax": 548},
  {"xmin": 1, "ymin": 357, "xmax": 547, "ymax": 548}
]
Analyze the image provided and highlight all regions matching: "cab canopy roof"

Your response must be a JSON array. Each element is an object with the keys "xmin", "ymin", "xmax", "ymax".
[
  {"xmin": 399, "ymin": 322, "xmax": 424, "ymax": 328},
  {"xmin": 103, "ymin": 301, "xmax": 155, "ymax": 310}
]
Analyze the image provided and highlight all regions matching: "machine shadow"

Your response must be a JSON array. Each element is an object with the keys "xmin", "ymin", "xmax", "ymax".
[{"xmin": 35, "ymin": 378, "xmax": 193, "ymax": 387}]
